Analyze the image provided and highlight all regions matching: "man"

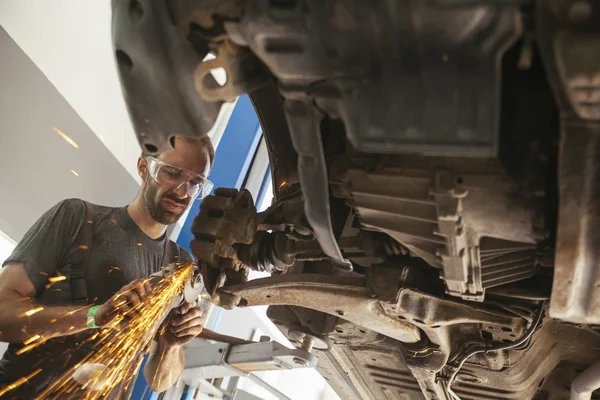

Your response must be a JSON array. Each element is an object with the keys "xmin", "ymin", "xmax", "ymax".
[{"xmin": 0, "ymin": 135, "xmax": 214, "ymax": 398}]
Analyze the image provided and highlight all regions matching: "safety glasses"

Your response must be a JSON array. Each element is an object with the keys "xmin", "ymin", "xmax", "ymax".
[{"xmin": 145, "ymin": 156, "xmax": 214, "ymax": 199}]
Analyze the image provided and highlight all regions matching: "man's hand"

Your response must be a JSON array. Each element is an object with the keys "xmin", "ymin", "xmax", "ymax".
[
  {"xmin": 160, "ymin": 302, "xmax": 203, "ymax": 347},
  {"xmin": 94, "ymin": 279, "xmax": 152, "ymax": 328}
]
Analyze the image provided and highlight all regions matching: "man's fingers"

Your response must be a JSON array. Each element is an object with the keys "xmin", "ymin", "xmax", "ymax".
[
  {"xmin": 111, "ymin": 291, "xmax": 142, "ymax": 319},
  {"xmin": 171, "ymin": 316, "xmax": 202, "ymax": 334},
  {"xmin": 171, "ymin": 334, "xmax": 197, "ymax": 345},
  {"xmin": 143, "ymin": 280, "xmax": 152, "ymax": 295},
  {"xmin": 172, "ymin": 324, "xmax": 203, "ymax": 338},
  {"xmin": 124, "ymin": 291, "xmax": 142, "ymax": 308},
  {"xmin": 178, "ymin": 301, "xmax": 196, "ymax": 315},
  {"xmin": 130, "ymin": 281, "xmax": 149, "ymax": 301},
  {"xmin": 171, "ymin": 308, "xmax": 202, "ymax": 326}
]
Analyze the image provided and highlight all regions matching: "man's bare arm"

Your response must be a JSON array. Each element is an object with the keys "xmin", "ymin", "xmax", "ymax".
[
  {"xmin": 0, "ymin": 264, "xmax": 151, "ymax": 343},
  {"xmin": 144, "ymin": 339, "xmax": 184, "ymax": 392},
  {"xmin": 144, "ymin": 302, "xmax": 203, "ymax": 392},
  {"xmin": 0, "ymin": 263, "xmax": 91, "ymax": 343}
]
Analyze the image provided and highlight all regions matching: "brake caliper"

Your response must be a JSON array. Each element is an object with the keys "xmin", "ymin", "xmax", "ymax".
[{"xmin": 190, "ymin": 188, "xmax": 257, "ymax": 309}]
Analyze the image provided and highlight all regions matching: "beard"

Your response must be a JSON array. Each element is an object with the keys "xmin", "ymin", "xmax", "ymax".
[{"xmin": 143, "ymin": 182, "xmax": 189, "ymax": 225}]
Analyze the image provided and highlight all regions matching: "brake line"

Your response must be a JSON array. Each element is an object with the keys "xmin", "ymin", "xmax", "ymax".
[{"xmin": 444, "ymin": 304, "xmax": 545, "ymax": 398}]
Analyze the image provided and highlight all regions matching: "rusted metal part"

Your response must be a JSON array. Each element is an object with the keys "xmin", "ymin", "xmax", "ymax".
[
  {"xmin": 284, "ymin": 98, "xmax": 353, "ymax": 271},
  {"xmin": 537, "ymin": 0, "xmax": 600, "ymax": 324},
  {"xmin": 167, "ymin": 1, "xmax": 270, "ymax": 103},
  {"xmin": 256, "ymin": 191, "xmax": 312, "ymax": 235},
  {"xmin": 224, "ymin": 269, "xmax": 531, "ymax": 398},
  {"xmin": 223, "ymin": 273, "xmax": 529, "ymax": 349},
  {"xmin": 112, "ymin": 0, "xmax": 223, "ymax": 155},
  {"xmin": 193, "ymin": 39, "xmax": 269, "ymax": 102},
  {"xmin": 190, "ymin": 188, "xmax": 256, "ymax": 305},
  {"xmin": 394, "ymin": 290, "xmax": 528, "ymax": 331},
  {"xmin": 222, "ymin": 274, "xmax": 422, "ymax": 343},
  {"xmin": 241, "ymin": 232, "xmax": 365, "ymax": 273},
  {"xmin": 190, "ymin": 188, "xmax": 257, "ymax": 268},
  {"xmin": 345, "ymin": 163, "xmax": 539, "ymax": 302}
]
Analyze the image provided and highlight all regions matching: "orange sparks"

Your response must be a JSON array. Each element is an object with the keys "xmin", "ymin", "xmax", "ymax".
[
  {"xmin": 16, "ymin": 297, "xmax": 31, "ymax": 302},
  {"xmin": 110, "ymin": 218, "xmax": 117, "ymax": 224},
  {"xmin": 25, "ymin": 262, "xmax": 195, "ymax": 400},
  {"xmin": 50, "ymin": 318, "xmax": 57, "ymax": 323},
  {"xmin": 87, "ymin": 220, "xmax": 94, "ymax": 224},
  {"xmin": 18, "ymin": 307, "xmax": 44, "ymax": 317},
  {"xmin": 16, "ymin": 341, "xmax": 47, "ymax": 355},
  {"xmin": 136, "ymin": 243, "xmax": 143, "ymax": 247},
  {"xmin": 23, "ymin": 334, "xmax": 41, "ymax": 345},
  {"xmin": 52, "ymin": 127, "xmax": 79, "ymax": 149},
  {"xmin": 66, "ymin": 305, "xmax": 91, "ymax": 316},
  {"xmin": 78, "ymin": 245, "xmax": 89, "ymax": 250},
  {"xmin": 39, "ymin": 272, "xmax": 48, "ymax": 276},
  {"xmin": 0, "ymin": 368, "xmax": 42, "ymax": 396},
  {"xmin": 46, "ymin": 275, "xmax": 68, "ymax": 288}
]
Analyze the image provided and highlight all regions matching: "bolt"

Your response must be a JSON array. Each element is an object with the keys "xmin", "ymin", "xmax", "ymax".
[{"xmin": 301, "ymin": 335, "xmax": 315, "ymax": 353}]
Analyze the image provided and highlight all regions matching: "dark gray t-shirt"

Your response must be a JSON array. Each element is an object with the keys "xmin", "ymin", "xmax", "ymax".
[{"xmin": 0, "ymin": 198, "xmax": 192, "ymax": 399}]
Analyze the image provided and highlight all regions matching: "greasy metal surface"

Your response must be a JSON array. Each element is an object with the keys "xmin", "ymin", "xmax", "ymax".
[
  {"xmin": 537, "ymin": 0, "xmax": 600, "ymax": 324},
  {"xmin": 193, "ymin": 39, "xmax": 270, "ymax": 102},
  {"xmin": 111, "ymin": 0, "xmax": 223, "ymax": 154},
  {"xmin": 190, "ymin": 188, "xmax": 256, "ymax": 299},
  {"xmin": 284, "ymin": 98, "xmax": 352, "ymax": 271},
  {"xmin": 248, "ymin": 81, "xmax": 298, "ymax": 197},
  {"xmin": 112, "ymin": 1, "xmax": 589, "ymax": 399},
  {"xmin": 394, "ymin": 290, "xmax": 527, "ymax": 331},
  {"xmin": 235, "ymin": 0, "xmax": 521, "ymax": 157},
  {"xmin": 343, "ymin": 160, "xmax": 539, "ymax": 301},
  {"xmin": 312, "ymin": 319, "xmax": 600, "ymax": 400},
  {"xmin": 223, "ymin": 274, "xmax": 422, "ymax": 343}
]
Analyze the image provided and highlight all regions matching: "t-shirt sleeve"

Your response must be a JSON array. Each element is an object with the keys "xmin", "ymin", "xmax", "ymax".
[{"xmin": 3, "ymin": 198, "xmax": 86, "ymax": 294}]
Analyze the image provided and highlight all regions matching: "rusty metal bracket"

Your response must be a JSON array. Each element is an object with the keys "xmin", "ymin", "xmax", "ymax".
[
  {"xmin": 221, "ymin": 273, "xmax": 527, "ymax": 346},
  {"xmin": 537, "ymin": 0, "xmax": 600, "ymax": 324},
  {"xmin": 222, "ymin": 274, "xmax": 422, "ymax": 343}
]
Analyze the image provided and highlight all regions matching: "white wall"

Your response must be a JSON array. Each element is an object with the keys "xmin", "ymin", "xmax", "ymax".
[
  {"xmin": 0, "ymin": 233, "xmax": 15, "ymax": 266},
  {"xmin": 0, "ymin": 0, "xmax": 140, "ymax": 181},
  {"xmin": 0, "ymin": 27, "xmax": 139, "ymax": 242}
]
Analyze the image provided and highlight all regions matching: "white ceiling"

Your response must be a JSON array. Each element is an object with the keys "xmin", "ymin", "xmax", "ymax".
[{"xmin": 0, "ymin": 0, "xmax": 141, "ymax": 181}]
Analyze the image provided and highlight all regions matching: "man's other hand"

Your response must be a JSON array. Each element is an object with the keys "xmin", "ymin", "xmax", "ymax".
[
  {"xmin": 161, "ymin": 302, "xmax": 203, "ymax": 347},
  {"xmin": 95, "ymin": 279, "xmax": 152, "ymax": 328}
]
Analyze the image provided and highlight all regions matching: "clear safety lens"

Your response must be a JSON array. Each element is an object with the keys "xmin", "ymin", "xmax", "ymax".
[{"xmin": 146, "ymin": 156, "xmax": 213, "ymax": 199}]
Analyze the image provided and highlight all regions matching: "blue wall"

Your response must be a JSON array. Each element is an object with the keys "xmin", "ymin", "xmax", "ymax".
[{"xmin": 177, "ymin": 95, "xmax": 262, "ymax": 254}]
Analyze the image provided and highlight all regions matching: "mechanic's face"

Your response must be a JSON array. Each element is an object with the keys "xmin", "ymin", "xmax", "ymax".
[{"xmin": 139, "ymin": 138, "xmax": 211, "ymax": 225}]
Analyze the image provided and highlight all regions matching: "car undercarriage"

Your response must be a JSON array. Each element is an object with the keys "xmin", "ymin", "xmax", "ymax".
[{"xmin": 112, "ymin": 0, "xmax": 600, "ymax": 398}]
